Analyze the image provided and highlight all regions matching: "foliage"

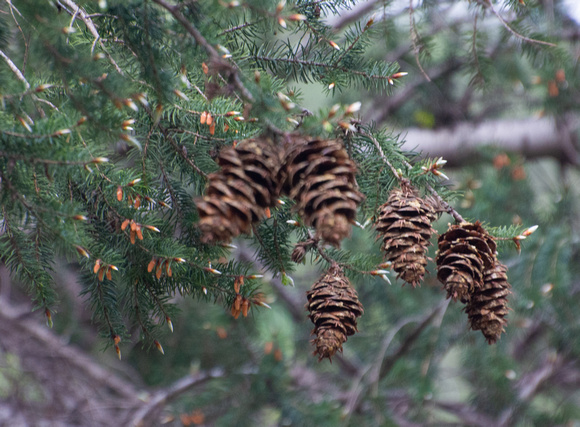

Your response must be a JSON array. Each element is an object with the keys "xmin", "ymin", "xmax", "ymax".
[{"xmin": 0, "ymin": 0, "xmax": 579, "ymax": 425}]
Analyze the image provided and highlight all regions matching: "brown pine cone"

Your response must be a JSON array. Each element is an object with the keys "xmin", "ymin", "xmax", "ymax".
[
  {"xmin": 375, "ymin": 182, "xmax": 438, "ymax": 287},
  {"xmin": 281, "ymin": 138, "xmax": 363, "ymax": 247},
  {"xmin": 305, "ymin": 264, "xmax": 364, "ymax": 361},
  {"xmin": 196, "ymin": 137, "xmax": 281, "ymax": 243},
  {"xmin": 436, "ymin": 221, "xmax": 496, "ymax": 302},
  {"xmin": 466, "ymin": 260, "xmax": 511, "ymax": 344}
]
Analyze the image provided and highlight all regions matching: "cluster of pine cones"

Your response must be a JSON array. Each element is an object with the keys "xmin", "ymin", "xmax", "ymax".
[
  {"xmin": 196, "ymin": 135, "xmax": 511, "ymax": 361},
  {"xmin": 196, "ymin": 136, "xmax": 362, "ymax": 247},
  {"xmin": 376, "ymin": 184, "xmax": 511, "ymax": 345}
]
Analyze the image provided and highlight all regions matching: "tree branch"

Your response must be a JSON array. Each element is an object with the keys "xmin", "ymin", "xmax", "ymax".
[
  {"xmin": 399, "ymin": 116, "xmax": 580, "ymax": 166},
  {"xmin": 151, "ymin": 0, "xmax": 254, "ymax": 102},
  {"xmin": 57, "ymin": 0, "xmax": 124, "ymax": 75},
  {"xmin": 129, "ymin": 370, "xmax": 224, "ymax": 427},
  {"xmin": 0, "ymin": 49, "xmax": 30, "ymax": 89}
]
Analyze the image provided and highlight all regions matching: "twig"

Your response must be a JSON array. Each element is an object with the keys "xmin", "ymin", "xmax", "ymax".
[
  {"xmin": 307, "ymin": 231, "xmax": 337, "ymax": 266},
  {"xmin": 480, "ymin": 0, "xmax": 556, "ymax": 48},
  {"xmin": 151, "ymin": 0, "xmax": 255, "ymax": 102},
  {"xmin": 219, "ymin": 21, "xmax": 258, "ymax": 36},
  {"xmin": 247, "ymin": 55, "xmax": 397, "ymax": 82},
  {"xmin": 332, "ymin": 19, "xmax": 371, "ymax": 67},
  {"xmin": 362, "ymin": 130, "xmax": 403, "ymax": 179},
  {"xmin": 129, "ymin": 370, "xmax": 224, "ymax": 426},
  {"xmin": 0, "ymin": 49, "xmax": 30, "ymax": 89},
  {"xmin": 360, "ymin": 129, "xmax": 466, "ymax": 222},
  {"xmin": 332, "ymin": 0, "xmax": 383, "ymax": 31},
  {"xmin": 57, "ymin": 0, "xmax": 125, "ymax": 74},
  {"xmin": 409, "ymin": 0, "xmax": 431, "ymax": 82}
]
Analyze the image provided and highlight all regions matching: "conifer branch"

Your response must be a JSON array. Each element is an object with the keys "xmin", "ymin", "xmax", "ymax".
[
  {"xmin": 1, "ymin": 209, "xmax": 50, "ymax": 311},
  {"xmin": 357, "ymin": 128, "xmax": 465, "ymax": 223},
  {"xmin": 57, "ymin": 0, "xmax": 124, "ymax": 74},
  {"xmin": 96, "ymin": 279, "xmax": 117, "ymax": 339},
  {"xmin": 143, "ymin": 279, "xmax": 172, "ymax": 325},
  {"xmin": 248, "ymin": 55, "xmax": 394, "ymax": 81},
  {"xmin": 0, "ymin": 151, "xmax": 102, "ymax": 167},
  {"xmin": 0, "ymin": 129, "xmax": 71, "ymax": 139},
  {"xmin": 151, "ymin": 0, "xmax": 255, "ymax": 102},
  {"xmin": 362, "ymin": 131, "xmax": 402, "ymax": 179},
  {"xmin": 332, "ymin": 20, "xmax": 370, "ymax": 66},
  {"xmin": 219, "ymin": 21, "xmax": 258, "ymax": 36}
]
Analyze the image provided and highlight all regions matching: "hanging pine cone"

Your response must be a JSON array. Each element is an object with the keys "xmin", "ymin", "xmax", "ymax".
[
  {"xmin": 281, "ymin": 138, "xmax": 363, "ymax": 247},
  {"xmin": 375, "ymin": 182, "xmax": 438, "ymax": 287},
  {"xmin": 466, "ymin": 260, "xmax": 511, "ymax": 344},
  {"xmin": 305, "ymin": 264, "xmax": 364, "ymax": 361},
  {"xmin": 196, "ymin": 137, "xmax": 281, "ymax": 243},
  {"xmin": 436, "ymin": 221, "xmax": 497, "ymax": 302}
]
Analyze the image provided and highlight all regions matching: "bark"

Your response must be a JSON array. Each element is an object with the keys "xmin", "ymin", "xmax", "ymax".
[{"xmin": 398, "ymin": 115, "xmax": 580, "ymax": 166}]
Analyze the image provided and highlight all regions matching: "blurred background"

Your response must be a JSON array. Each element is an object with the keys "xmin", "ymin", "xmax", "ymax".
[{"xmin": 1, "ymin": 0, "xmax": 580, "ymax": 426}]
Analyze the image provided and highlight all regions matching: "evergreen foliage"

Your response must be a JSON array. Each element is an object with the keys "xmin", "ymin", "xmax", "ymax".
[{"xmin": 1, "ymin": 0, "xmax": 580, "ymax": 425}]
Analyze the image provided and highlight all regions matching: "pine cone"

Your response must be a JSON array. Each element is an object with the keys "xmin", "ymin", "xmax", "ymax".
[
  {"xmin": 282, "ymin": 138, "xmax": 363, "ymax": 247},
  {"xmin": 466, "ymin": 261, "xmax": 511, "ymax": 344},
  {"xmin": 196, "ymin": 137, "xmax": 281, "ymax": 243},
  {"xmin": 375, "ymin": 182, "xmax": 437, "ymax": 287},
  {"xmin": 436, "ymin": 222, "xmax": 496, "ymax": 302},
  {"xmin": 305, "ymin": 264, "xmax": 364, "ymax": 361}
]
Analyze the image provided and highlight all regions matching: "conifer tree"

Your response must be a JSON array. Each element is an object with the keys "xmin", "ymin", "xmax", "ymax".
[
  {"xmin": 0, "ymin": 0, "xmax": 559, "ymax": 360},
  {"xmin": 2, "ymin": 1, "xmax": 580, "ymax": 426}
]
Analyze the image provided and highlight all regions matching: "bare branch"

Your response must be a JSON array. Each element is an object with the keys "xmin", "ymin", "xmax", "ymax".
[
  {"xmin": 478, "ymin": 0, "xmax": 557, "ymax": 48},
  {"xmin": 129, "ymin": 370, "xmax": 224, "ymax": 427},
  {"xmin": 0, "ymin": 297, "xmax": 139, "ymax": 401},
  {"xmin": 0, "ymin": 49, "xmax": 30, "ymax": 89},
  {"xmin": 343, "ymin": 299, "xmax": 450, "ymax": 418},
  {"xmin": 400, "ymin": 116, "xmax": 580, "ymax": 167},
  {"xmin": 409, "ymin": 0, "xmax": 431, "ymax": 82}
]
